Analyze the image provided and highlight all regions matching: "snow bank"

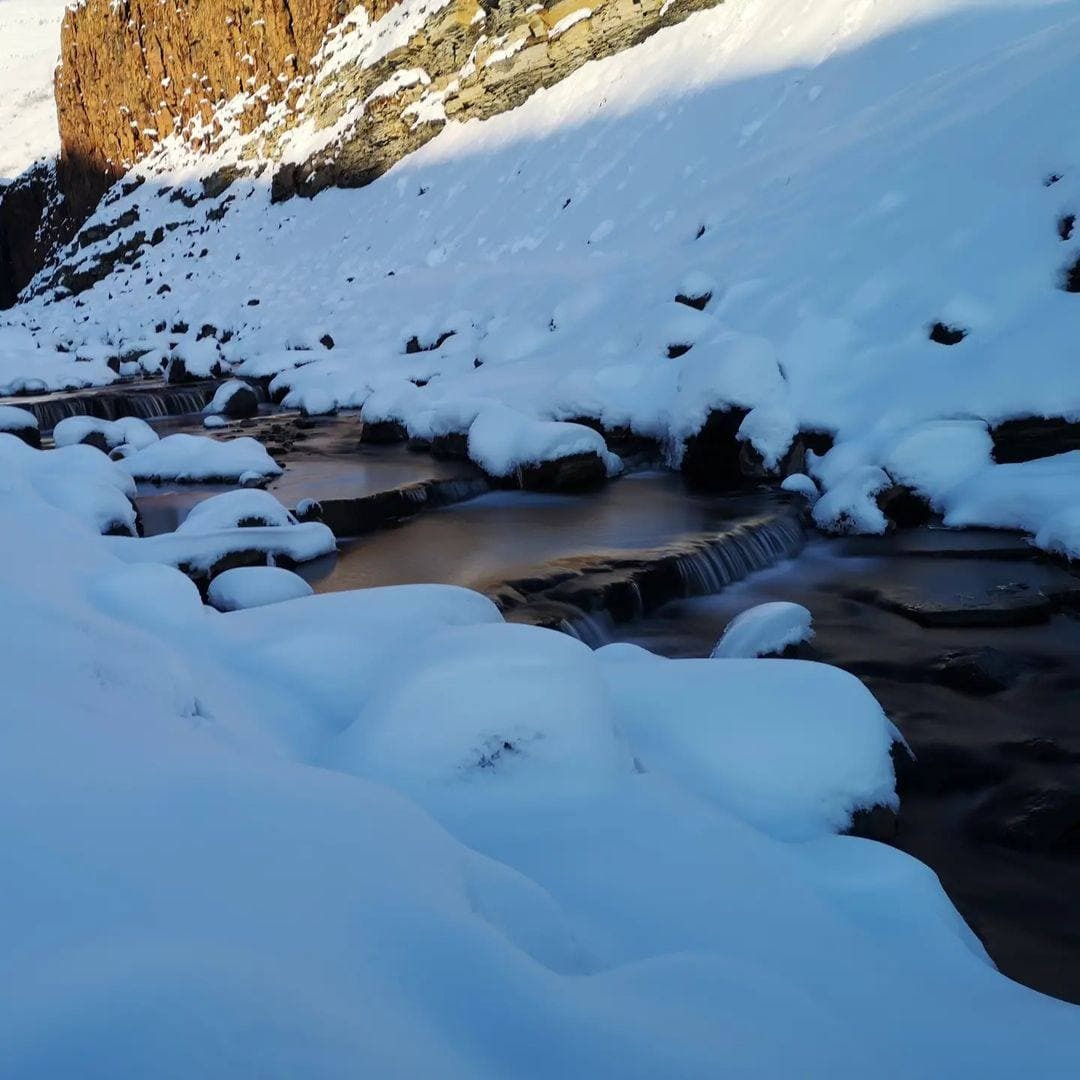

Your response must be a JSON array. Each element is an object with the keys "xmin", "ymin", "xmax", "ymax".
[
  {"xmin": 598, "ymin": 652, "xmax": 895, "ymax": 840},
  {"xmin": 0, "ymin": 433, "xmax": 137, "ymax": 534},
  {"xmin": 106, "ymin": 521, "xmax": 336, "ymax": 574},
  {"xmin": 122, "ymin": 434, "xmax": 282, "ymax": 483},
  {"xmin": 0, "ymin": 448, "xmax": 1077, "ymax": 1072},
  {"xmin": 207, "ymin": 566, "xmax": 315, "ymax": 611},
  {"xmin": 711, "ymin": 601, "xmax": 814, "ymax": 659}
]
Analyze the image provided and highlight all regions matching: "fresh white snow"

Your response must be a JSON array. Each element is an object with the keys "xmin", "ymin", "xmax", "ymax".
[
  {"xmin": 710, "ymin": 600, "xmax": 815, "ymax": 660},
  {"xmin": 0, "ymin": 0, "xmax": 68, "ymax": 180}
]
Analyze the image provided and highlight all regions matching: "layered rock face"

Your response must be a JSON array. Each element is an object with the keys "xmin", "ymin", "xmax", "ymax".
[
  {"xmin": 265, "ymin": 0, "xmax": 724, "ymax": 199},
  {"xmin": 22, "ymin": 0, "xmax": 724, "ymax": 302},
  {"xmin": 55, "ymin": 0, "xmax": 362, "ymax": 215}
]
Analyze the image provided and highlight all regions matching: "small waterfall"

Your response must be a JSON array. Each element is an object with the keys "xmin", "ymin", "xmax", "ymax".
[
  {"xmin": 11, "ymin": 381, "xmax": 270, "ymax": 432},
  {"xmin": 672, "ymin": 514, "xmax": 805, "ymax": 599},
  {"xmin": 503, "ymin": 508, "xmax": 807, "ymax": 645}
]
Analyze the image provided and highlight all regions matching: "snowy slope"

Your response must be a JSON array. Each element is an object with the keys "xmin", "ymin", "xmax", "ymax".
[
  {"xmin": 0, "ymin": 0, "xmax": 68, "ymax": 181},
  {"xmin": 7, "ymin": 0, "xmax": 1080, "ymax": 549}
]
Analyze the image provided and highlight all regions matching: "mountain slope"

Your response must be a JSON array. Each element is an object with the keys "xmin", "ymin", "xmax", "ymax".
[{"xmin": 7, "ymin": 0, "xmax": 1080, "ymax": 552}]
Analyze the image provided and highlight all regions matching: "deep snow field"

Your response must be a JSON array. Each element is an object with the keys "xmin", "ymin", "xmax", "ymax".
[
  {"xmin": 2, "ymin": 0, "xmax": 1080, "ymax": 1074},
  {"xmin": 0, "ymin": 0, "xmax": 68, "ymax": 181}
]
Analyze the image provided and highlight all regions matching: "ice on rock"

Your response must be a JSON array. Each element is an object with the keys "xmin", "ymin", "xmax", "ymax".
[
  {"xmin": 711, "ymin": 602, "xmax": 815, "ymax": 659},
  {"xmin": 122, "ymin": 433, "xmax": 283, "ymax": 483},
  {"xmin": 207, "ymin": 566, "xmax": 314, "ymax": 611}
]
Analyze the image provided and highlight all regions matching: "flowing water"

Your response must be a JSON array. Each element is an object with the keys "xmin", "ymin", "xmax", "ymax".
[{"xmin": 16, "ymin": 383, "xmax": 1080, "ymax": 1005}]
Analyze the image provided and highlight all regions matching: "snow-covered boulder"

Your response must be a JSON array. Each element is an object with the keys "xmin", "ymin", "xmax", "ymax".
[
  {"xmin": 467, "ymin": 406, "xmax": 621, "ymax": 490},
  {"xmin": 207, "ymin": 566, "xmax": 314, "ymax": 612},
  {"xmin": 122, "ymin": 433, "xmax": 282, "ymax": 483},
  {"xmin": 597, "ymin": 652, "xmax": 896, "ymax": 841},
  {"xmin": 53, "ymin": 416, "xmax": 159, "ymax": 453},
  {"xmin": 176, "ymin": 489, "xmax": 297, "ymax": 533},
  {"xmin": 204, "ymin": 379, "xmax": 258, "ymax": 419},
  {"xmin": 711, "ymin": 602, "xmax": 815, "ymax": 659},
  {"xmin": 0, "ymin": 405, "xmax": 39, "ymax": 448}
]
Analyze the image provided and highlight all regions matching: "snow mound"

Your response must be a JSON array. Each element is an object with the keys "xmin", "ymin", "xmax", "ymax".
[
  {"xmin": 122, "ymin": 434, "xmax": 283, "ymax": 483},
  {"xmin": 599, "ymin": 653, "xmax": 895, "ymax": 841},
  {"xmin": 53, "ymin": 416, "xmax": 159, "ymax": 452},
  {"xmin": 176, "ymin": 489, "xmax": 297, "ymax": 533},
  {"xmin": 207, "ymin": 566, "xmax": 315, "ymax": 612},
  {"xmin": 711, "ymin": 601, "xmax": 815, "ymax": 659},
  {"xmin": 0, "ymin": 404, "xmax": 37, "ymax": 433},
  {"xmin": 467, "ymin": 405, "xmax": 621, "ymax": 478}
]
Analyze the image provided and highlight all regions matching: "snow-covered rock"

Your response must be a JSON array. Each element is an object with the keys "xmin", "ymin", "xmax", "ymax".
[
  {"xmin": 204, "ymin": 379, "xmax": 259, "ymax": 419},
  {"xmin": 207, "ymin": 566, "xmax": 314, "ymax": 611},
  {"xmin": 0, "ymin": 404, "xmax": 39, "ymax": 447},
  {"xmin": 122, "ymin": 433, "xmax": 282, "ymax": 483},
  {"xmin": 53, "ymin": 415, "xmax": 159, "ymax": 452},
  {"xmin": 711, "ymin": 601, "xmax": 815, "ymax": 659},
  {"xmin": 176, "ymin": 489, "xmax": 297, "ymax": 533}
]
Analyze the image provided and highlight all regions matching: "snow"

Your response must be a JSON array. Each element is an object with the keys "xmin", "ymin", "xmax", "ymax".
[
  {"xmin": 53, "ymin": 415, "xmax": 159, "ymax": 451},
  {"xmin": 207, "ymin": 566, "xmax": 314, "ymax": 611},
  {"xmin": 0, "ymin": 0, "xmax": 68, "ymax": 180},
  {"xmin": 176, "ymin": 489, "xmax": 297, "ymax": 533},
  {"xmin": 711, "ymin": 601, "xmax": 815, "ymax": 659},
  {"xmin": 598, "ymin": 652, "xmax": 893, "ymax": 841},
  {"xmin": 8, "ymin": 0, "xmax": 1074, "ymax": 547},
  {"xmin": 121, "ymin": 433, "xmax": 283, "ymax": 483},
  {"xmin": 0, "ymin": 441, "xmax": 1077, "ymax": 1070},
  {"xmin": 203, "ymin": 379, "xmax": 253, "ymax": 415},
  {"xmin": 467, "ymin": 405, "xmax": 621, "ymax": 478},
  {"xmin": 0, "ymin": 403, "xmax": 37, "ymax": 433},
  {"xmin": 781, "ymin": 472, "xmax": 819, "ymax": 502},
  {"xmin": 105, "ymin": 520, "xmax": 337, "ymax": 573},
  {"xmin": 1, "ymin": 0, "xmax": 1080, "ymax": 1066}
]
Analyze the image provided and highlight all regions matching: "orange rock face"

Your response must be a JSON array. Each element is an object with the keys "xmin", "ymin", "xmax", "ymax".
[{"xmin": 54, "ymin": 0, "xmax": 368, "ymax": 215}]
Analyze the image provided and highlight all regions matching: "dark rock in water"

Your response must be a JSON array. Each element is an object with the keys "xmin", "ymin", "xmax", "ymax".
[
  {"xmin": 991, "ymin": 416, "xmax": 1080, "ymax": 463},
  {"xmin": 969, "ymin": 785, "xmax": 1080, "ymax": 852},
  {"xmin": 517, "ymin": 452, "xmax": 607, "ymax": 492},
  {"xmin": 847, "ymin": 559, "xmax": 1080, "ymax": 627},
  {"xmin": 431, "ymin": 432, "xmax": 470, "ymax": 460},
  {"xmin": 845, "ymin": 804, "xmax": 898, "ymax": 842},
  {"xmin": 928, "ymin": 322, "xmax": 967, "ymax": 345},
  {"xmin": 681, "ymin": 408, "xmax": 750, "ymax": 490},
  {"xmin": 317, "ymin": 476, "xmax": 489, "ymax": 537},
  {"xmin": 931, "ymin": 647, "xmax": 1031, "ymax": 695},
  {"xmin": 165, "ymin": 356, "xmax": 198, "ymax": 385},
  {"xmin": 359, "ymin": 419, "xmax": 407, "ymax": 444},
  {"xmin": 877, "ymin": 485, "xmax": 935, "ymax": 529},
  {"xmin": 407, "ymin": 436, "xmax": 433, "ymax": 453},
  {"xmin": 894, "ymin": 742, "xmax": 1008, "ymax": 796},
  {"xmin": 219, "ymin": 384, "xmax": 258, "ymax": 419},
  {"xmin": 294, "ymin": 499, "xmax": 324, "ymax": 524},
  {"xmin": 999, "ymin": 738, "xmax": 1080, "ymax": 764}
]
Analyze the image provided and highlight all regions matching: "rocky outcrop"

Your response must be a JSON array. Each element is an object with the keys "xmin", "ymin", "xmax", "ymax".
[
  {"xmin": 55, "ymin": 1, "xmax": 359, "ymax": 206},
  {"xmin": 266, "ymin": 0, "xmax": 725, "ymax": 199},
  {"xmin": 0, "ymin": 161, "xmax": 81, "ymax": 308}
]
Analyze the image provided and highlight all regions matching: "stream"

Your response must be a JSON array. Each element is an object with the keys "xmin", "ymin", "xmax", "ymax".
[{"xmin": 11, "ymin": 380, "xmax": 1080, "ymax": 1005}]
